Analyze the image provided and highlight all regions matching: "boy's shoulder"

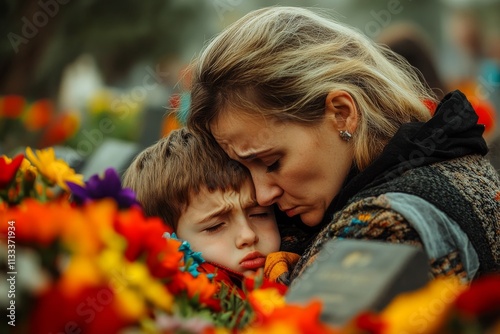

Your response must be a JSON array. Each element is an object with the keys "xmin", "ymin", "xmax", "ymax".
[{"xmin": 198, "ymin": 262, "xmax": 246, "ymax": 297}]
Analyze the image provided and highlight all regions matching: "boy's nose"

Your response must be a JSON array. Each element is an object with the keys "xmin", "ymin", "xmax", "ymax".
[{"xmin": 235, "ymin": 220, "xmax": 259, "ymax": 249}]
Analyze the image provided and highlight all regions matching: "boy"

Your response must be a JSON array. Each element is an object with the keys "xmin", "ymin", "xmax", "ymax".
[{"xmin": 122, "ymin": 128, "xmax": 298, "ymax": 289}]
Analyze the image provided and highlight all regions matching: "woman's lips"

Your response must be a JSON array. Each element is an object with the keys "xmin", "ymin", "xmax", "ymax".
[
  {"xmin": 284, "ymin": 206, "xmax": 298, "ymax": 217},
  {"xmin": 240, "ymin": 252, "xmax": 266, "ymax": 270}
]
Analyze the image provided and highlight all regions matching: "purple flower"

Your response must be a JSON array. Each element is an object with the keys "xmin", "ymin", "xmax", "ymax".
[{"xmin": 67, "ymin": 168, "xmax": 138, "ymax": 208}]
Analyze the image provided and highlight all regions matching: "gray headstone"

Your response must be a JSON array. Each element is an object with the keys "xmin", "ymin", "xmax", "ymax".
[
  {"xmin": 286, "ymin": 239, "xmax": 431, "ymax": 326},
  {"xmin": 79, "ymin": 138, "xmax": 140, "ymax": 179}
]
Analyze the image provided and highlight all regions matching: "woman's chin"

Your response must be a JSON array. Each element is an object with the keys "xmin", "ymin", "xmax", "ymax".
[{"xmin": 299, "ymin": 211, "xmax": 323, "ymax": 227}]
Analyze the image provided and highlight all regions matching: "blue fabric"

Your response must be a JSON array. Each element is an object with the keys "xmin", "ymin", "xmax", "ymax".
[{"xmin": 385, "ymin": 192, "xmax": 479, "ymax": 280}]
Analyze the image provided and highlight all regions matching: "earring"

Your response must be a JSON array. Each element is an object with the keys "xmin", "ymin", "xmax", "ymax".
[{"xmin": 339, "ymin": 130, "xmax": 352, "ymax": 142}]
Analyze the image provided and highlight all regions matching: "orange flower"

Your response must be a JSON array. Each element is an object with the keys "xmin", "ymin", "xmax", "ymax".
[
  {"xmin": 23, "ymin": 98, "xmax": 54, "ymax": 130},
  {"xmin": 160, "ymin": 112, "xmax": 182, "ymax": 137},
  {"xmin": 0, "ymin": 95, "xmax": 26, "ymax": 118},
  {"xmin": 39, "ymin": 111, "xmax": 80, "ymax": 147},
  {"xmin": 469, "ymin": 96, "xmax": 496, "ymax": 139},
  {"xmin": 244, "ymin": 300, "xmax": 337, "ymax": 334},
  {"xmin": 153, "ymin": 237, "xmax": 184, "ymax": 278},
  {"xmin": 1, "ymin": 198, "xmax": 71, "ymax": 245},
  {"xmin": 61, "ymin": 200, "xmax": 116, "ymax": 256},
  {"xmin": 172, "ymin": 271, "xmax": 218, "ymax": 305}
]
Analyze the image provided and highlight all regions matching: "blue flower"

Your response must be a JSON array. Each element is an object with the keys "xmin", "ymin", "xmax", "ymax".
[{"xmin": 164, "ymin": 232, "xmax": 205, "ymax": 277}]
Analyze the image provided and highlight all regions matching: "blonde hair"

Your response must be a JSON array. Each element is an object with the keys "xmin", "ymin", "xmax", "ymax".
[
  {"xmin": 122, "ymin": 128, "xmax": 250, "ymax": 229},
  {"xmin": 188, "ymin": 6, "xmax": 435, "ymax": 170}
]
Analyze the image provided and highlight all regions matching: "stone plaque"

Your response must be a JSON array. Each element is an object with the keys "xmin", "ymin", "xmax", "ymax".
[{"xmin": 286, "ymin": 239, "xmax": 431, "ymax": 326}]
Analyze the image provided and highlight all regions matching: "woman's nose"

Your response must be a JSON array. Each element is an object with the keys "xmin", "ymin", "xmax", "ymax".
[{"xmin": 252, "ymin": 172, "xmax": 282, "ymax": 206}]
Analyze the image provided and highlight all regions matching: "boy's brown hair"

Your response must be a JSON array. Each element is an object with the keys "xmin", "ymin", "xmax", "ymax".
[{"xmin": 122, "ymin": 127, "xmax": 250, "ymax": 229}]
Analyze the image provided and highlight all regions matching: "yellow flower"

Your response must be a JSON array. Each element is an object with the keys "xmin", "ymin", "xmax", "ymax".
[
  {"xmin": 89, "ymin": 90, "xmax": 114, "ymax": 115},
  {"xmin": 380, "ymin": 277, "xmax": 466, "ymax": 334},
  {"xmin": 249, "ymin": 288, "xmax": 286, "ymax": 316},
  {"xmin": 212, "ymin": 329, "xmax": 233, "ymax": 334},
  {"xmin": 19, "ymin": 157, "xmax": 38, "ymax": 181},
  {"xmin": 26, "ymin": 147, "xmax": 83, "ymax": 190},
  {"xmin": 59, "ymin": 255, "xmax": 103, "ymax": 297},
  {"xmin": 243, "ymin": 322, "xmax": 301, "ymax": 334},
  {"xmin": 97, "ymin": 247, "xmax": 173, "ymax": 320}
]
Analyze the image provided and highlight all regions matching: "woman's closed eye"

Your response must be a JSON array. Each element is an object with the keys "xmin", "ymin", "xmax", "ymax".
[{"xmin": 266, "ymin": 159, "xmax": 281, "ymax": 173}]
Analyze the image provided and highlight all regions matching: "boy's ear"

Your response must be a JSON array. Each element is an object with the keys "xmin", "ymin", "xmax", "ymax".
[{"xmin": 324, "ymin": 90, "xmax": 358, "ymax": 133}]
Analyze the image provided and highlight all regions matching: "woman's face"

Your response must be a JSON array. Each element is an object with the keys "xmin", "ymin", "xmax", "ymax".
[{"xmin": 211, "ymin": 110, "xmax": 354, "ymax": 227}]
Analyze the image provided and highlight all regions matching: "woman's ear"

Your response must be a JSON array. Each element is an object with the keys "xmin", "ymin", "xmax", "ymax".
[{"xmin": 324, "ymin": 90, "xmax": 359, "ymax": 133}]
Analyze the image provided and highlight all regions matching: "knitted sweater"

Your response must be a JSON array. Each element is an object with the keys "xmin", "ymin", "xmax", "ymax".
[{"xmin": 288, "ymin": 91, "xmax": 500, "ymax": 283}]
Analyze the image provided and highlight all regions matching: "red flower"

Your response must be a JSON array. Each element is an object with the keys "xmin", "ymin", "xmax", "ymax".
[
  {"xmin": 30, "ymin": 284, "xmax": 131, "ymax": 334},
  {"xmin": 39, "ymin": 111, "xmax": 79, "ymax": 147},
  {"xmin": 167, "ymin": 271, "xmax": 220, "ymax": 309},
  {"xmin": 454, "ymin": 275, "xmax": 500, "ymax": 317},
  {"xmin": 0, "ymin": 154, "xmax": 24, "ymax": 189},
  {"xmin": 113, "ymin": 207, "xmax": 185, "ymax": 278},
  {"xmin": 353, "ymin": 311, "xmax": 387, "ymax": 334},
  {"xmin": 244, "ymin": 275, "xmax": 288, "ymax": 296},
  {"xmin": 0, "ymin": 95, "xmax": 25, "ymax": 118},
  {"xmin": 114, "ymin": 206, "xmax": 170, "ymax": 261}
]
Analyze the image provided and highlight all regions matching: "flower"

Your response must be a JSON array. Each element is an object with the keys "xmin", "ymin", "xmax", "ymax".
[
  {"xmin": 25, "ymin": 146, "xmax": 83, "ymax": 191},
  {"xmin": 39, "ymin": 111, "xmax": 80, "ymax": 148},
  {"xmin": 22, "ymin": 98, "xmax": 54, "ymax": 131},
  {"xmin": 68, "ymin": 167, "xmax": 137, "ymax": 208},
  {"xmin": 244, "ymin": 300, "xmax": 337, "ymax": 334},
  {"xmin": 0, "ymin": 154, "xmax": 24, "ymax": 188},
  {"xmin": 453, "ymin": 275, "xmax": 500, "ymax": 316},
  {"xmin": 174, "ymin": 233, "xmax": 206, "ymax": 277},
  {"xmin": 0, "ymin": 95, "xmax": 26, "ymax": 118},
  {"xmin": 378, "ymin": 277, "xmax": 466, "ymax": 334}
]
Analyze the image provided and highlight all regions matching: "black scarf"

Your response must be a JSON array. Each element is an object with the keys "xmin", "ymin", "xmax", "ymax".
[{"xmin": 322, "ymin": 90, "xmax": 488, "ymax": 225}]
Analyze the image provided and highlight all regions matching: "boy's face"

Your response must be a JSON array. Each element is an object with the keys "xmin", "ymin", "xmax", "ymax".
[{"xmin": 176, "ymin": 180, "xmax": 280, "ymax": 275}]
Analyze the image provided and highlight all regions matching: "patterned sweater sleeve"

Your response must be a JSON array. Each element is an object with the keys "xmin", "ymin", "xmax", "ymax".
[{"xmin": 290, "ymin": 195, "xmax": 468, "ymax": 282}]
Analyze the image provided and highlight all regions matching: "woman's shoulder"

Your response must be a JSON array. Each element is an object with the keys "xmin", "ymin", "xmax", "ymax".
[
  {"xmin": 290, "ymin": 194, "xmax": 474, "ymax": 282},
  {"xmin": 290, "ymin": 195, "xmax": 423, "ymax": 280}
]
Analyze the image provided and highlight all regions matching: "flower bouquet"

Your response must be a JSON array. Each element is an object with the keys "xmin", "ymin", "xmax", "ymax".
[
  {"xmin": 0, "ymin": 147, "xmax": 335, "ymax": 334},
  {"xmin": 1, "ymin": 148, "xmax": 499, "ymax": 334}
]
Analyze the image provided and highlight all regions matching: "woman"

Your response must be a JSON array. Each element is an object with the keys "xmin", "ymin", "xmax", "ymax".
[{"xmin": 187, "ymin": 7, "xmax": 500, "ymax": 282}]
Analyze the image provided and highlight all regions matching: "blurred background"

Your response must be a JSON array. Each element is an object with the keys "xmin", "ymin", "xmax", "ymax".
[{"xmin": 1, "ymin": 0, "xmax": 500, "ymax": 177}]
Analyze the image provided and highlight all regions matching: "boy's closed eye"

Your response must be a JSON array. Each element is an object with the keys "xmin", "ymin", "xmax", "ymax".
[
  {"xmin": 250, "ymin": 212, "xmax": 271, "ymax": 218},
  {"xmin": 204, "ymin": 222, "xmax": 225, "ymax": 233}
]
